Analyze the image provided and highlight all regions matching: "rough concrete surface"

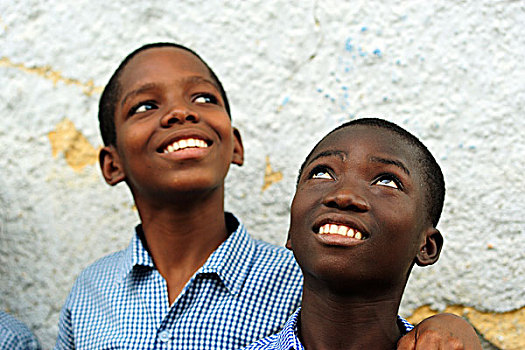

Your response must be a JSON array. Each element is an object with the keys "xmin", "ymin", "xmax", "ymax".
[{"xmin": 0, "ymin": 1, "xmax": 523, "ymax": 348}]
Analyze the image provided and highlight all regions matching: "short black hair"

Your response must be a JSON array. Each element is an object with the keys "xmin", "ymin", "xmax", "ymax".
[
  {"xmin": 98, "ymin": 42, "xmax": 231, "ymax": 146},
  {"xmin": 298, "ymin": 118, "xmax": 445, "ymax": 227}
]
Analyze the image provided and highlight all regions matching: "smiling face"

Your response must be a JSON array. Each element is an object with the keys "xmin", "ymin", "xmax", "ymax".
[
  {"xmin": 99, "ymin": 47, "xmax": 243, "ymax": 203},
  {"xmin": 288, "ymin": 125, "xmax": 441, "ymax": 295}
]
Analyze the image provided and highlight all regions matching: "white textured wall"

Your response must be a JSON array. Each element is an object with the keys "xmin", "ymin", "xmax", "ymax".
[{"xmin": 0, "ymin": 1, "xmax": 523, "ymax": 348}]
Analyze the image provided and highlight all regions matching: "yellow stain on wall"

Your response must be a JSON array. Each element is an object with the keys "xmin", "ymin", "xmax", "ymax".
[
  {"xmin": 48, "ymin": 118, "xmax": 99, "ymax": 171},
  {"xmin": 262, "ymin": 156, "xmax": 283, "ymax": 191},
  {"xmin": 0, "ymin": 57, "xmax": 103, "ymax": 96},
  {"xmin": 408, "ymin": 305, "xmax": 524, "ymax": 350}
]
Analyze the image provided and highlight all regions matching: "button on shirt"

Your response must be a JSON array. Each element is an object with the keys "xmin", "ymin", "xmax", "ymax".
[
  {"xmin": 243, "ymin": 308, "xmax": 414, "ymax": 350},
  {"xmin": 0, "ymin": 311, "xmax": 41, "ymax": 350},
  {"xmin": 55, "ymin": 213, "xmax": 303, "ymax": 349}
]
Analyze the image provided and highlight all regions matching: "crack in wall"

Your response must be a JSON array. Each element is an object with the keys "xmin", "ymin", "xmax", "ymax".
[
  {"xmin": 276, "ymin": 0, "xmax": 324, "ymax": 113},
  {"xmin": 0, "ymin": 57, "xmax": 103, "ymax": 96},
  {"xmin": 285, "ymin": 0, "xmax": 324, "ymax": 82}
]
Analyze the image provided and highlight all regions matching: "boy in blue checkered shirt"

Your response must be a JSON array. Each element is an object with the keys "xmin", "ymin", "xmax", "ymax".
[
  {"xmin": 244, "ymin": 118, "xmax": 481, "ymax": 350},
  {"xmin": 1, "ymin": 311, "xmax": 41, "ymax": 350},
  {"xmin": 55, "ymin": 43, "xmax": 480, "ymax": 349}
]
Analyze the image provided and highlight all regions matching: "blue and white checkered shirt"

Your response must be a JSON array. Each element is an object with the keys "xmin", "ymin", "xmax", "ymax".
[
  {"xmin": 55, "ymin": 213, "xmax": 303, "ymax": 349},
  {"xmin": 243, "ymin": 308, "xmax": 414, "ymax": 349},
  {"xmin": 0, "ymin": 311, "xmax": 41, "ymax": 350}
]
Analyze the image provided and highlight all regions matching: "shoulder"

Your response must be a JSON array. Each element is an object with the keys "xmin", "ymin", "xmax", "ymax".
[
  {"xmin": 252, "ymin": 238, "xmax": 296, "ymax": 264},
  {"xmin": 0, "ymin": 312, "xmax": 41, "ymax": 350},
  {"xmin": 250, "ymin": 237, "xmax": 302, "ymax": 281},
  {"xmin": 228, "ymin": 213, "xmax": 302, "ymax": 280},
  {"xmin": 64, "ymin": 248, "xmax": 127, "ymax": 306},
  {"xmin": 75, "ymin": 249, "xmax": 126, "ymax": 286},
  {"xmin": 238, "ymin": 234, "xmax": 303, "ymax": 313}
]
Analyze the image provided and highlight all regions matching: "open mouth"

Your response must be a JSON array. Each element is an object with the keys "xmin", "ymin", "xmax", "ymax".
[
  {"xmin": 160, "ymin": 137, "xmax": 209, "ymax": 154},
  {"xmin": 316, "ymin": 223, "xmax": 368, "ymax": 240}
]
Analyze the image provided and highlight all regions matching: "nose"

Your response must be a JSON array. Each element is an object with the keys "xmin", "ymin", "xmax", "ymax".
[
  {"xmin": 323, "ymin": 183, "xmax": 370, "ymax": 212},
  {"xmin": 160, "ymin": 106, "xmax": 200, "ymax": 127}
]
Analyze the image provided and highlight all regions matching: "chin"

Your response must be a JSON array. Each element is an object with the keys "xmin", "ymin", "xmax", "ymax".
[{"xmin": 303, "ymin": 262, "xmax": 404, "ymax": 297}]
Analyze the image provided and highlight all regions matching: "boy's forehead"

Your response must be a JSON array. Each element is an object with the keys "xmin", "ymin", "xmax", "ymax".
[
  {"xmin": 318, "ymin": 125, "xmax": 412, "ymax": 156},
  {"xmin": 310, "ymin": 125, "xmax": 422, "ymax": 175},
  {"xmin": 119, "ymin": 47, "xmax": 214, "ymax": 89}
]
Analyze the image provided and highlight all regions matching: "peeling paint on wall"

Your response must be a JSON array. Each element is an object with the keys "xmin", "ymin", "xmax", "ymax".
[
  {"xmin": 262, "ymin": 156, "xmax": 283, "ymax": 191},
  {"xmin": 48, "ymin": 118, "xmax": 99, "ymax": 171},
  {"xmin": 2, "ymin": 1, "xmax": 523, "ymax": 348},
  {"xmin": 0, "ymin": 57, "xmax": 103, "ymax": 96},
  {"xmin": 408, "ymin": 305, "xmax": 525, "ymax": 349}
]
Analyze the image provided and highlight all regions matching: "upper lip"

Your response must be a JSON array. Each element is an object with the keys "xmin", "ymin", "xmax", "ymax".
[
  {"xmin": 156, "ymin": 129, "xmax": 212, "ymax": 153},
  {"xmin": 312, "ymin": 214, "xmax": 370, "ymax": 238}
]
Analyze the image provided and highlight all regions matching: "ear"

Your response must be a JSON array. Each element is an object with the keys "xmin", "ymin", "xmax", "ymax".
[
  {"xmin": 99, "ymin": 146, "xmax": 126, "ymax": 186},
  {"xmin": 231, "ymin": 127, "xmax": 244, "ymax": 166},
  {"xmin": 415, "ymin": 227, "xmax": 443, "ymax": 266}
]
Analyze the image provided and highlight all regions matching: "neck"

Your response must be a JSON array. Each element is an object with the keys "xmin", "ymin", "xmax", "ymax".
[
  {"xmin": 299, "ymin": 280, "xmax": 404, "ymax": 350},
  {"xmin": 134, "ymin": 187, "xmax": 230, "ymax": 304}
]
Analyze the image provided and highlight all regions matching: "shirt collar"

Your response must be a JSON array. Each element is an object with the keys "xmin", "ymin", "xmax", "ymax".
[
  {"xmin": 196, "ymin": 212, "xmax": 255, "ymax": 295},
  {"xmin": 117, "ymin": 224, "xmax": 155, "ymax": 283},
  {"xmin": 116, "ymin": 213, "xmax": 255, "ymax": 295},
  {"xmin": 274, "ymin": 308, "xmax": 304, "ymax": 350},
  {"xmin": 273, "ymin": 308, "xmax": 413, "ymax": 349}
]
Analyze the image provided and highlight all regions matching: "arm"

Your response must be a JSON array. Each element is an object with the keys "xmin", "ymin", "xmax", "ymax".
[
  {"xmin": 55, "ymin": 282, "xmax": 80, "ymax": 350},
  {"xmin": 55, "ymin": 306, "xmax": 75, "ymax": 350},
  {"xmin": 397, "ymin": 313, "xmax": 482, "ymax": 350}
]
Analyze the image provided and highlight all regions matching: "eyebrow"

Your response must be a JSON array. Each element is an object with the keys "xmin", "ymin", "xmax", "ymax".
[
  {"xmin": 121, "ymin": 83, "xmax": 158, "ymax": 107},
  {"xmin": 369, "ymin": 156, "xmax": 410, "ymax": 176},
  {"xmin": 306, "ymin": 150, "xmax": 347, "ymax": 166},
  {"xmin": 120, "ymin": 76, "xmax": 220, "ymax": 108}
]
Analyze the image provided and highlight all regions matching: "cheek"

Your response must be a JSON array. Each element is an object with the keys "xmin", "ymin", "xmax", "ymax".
[
  {"xmin": 377, "ymin": 194, "xmax": 418, "ymax": 227},
  {"xmin": 289, "ymin": 192, "xmax": 311, "ymax": 227},
  {"xmin": 385, "ymin": 212, "xmax": 423, "ymax": 265},
  {"xmin": 116, "ymin": 124, "xmax": 141, "ymax": 150},
  {"xmin": 210, "ymin": 115, "xmax": 234, "ymax": 140},
  {"xmin": 287, "ymin": 194, "xmax": 311, "ymax": 245},
  {"xmin": 372, "ymin": 200, "xmax": 421, "ymax": 248}
]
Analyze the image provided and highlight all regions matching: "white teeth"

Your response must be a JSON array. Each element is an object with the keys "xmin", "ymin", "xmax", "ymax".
[
  {"xmin": 318, "ymin": 224, "xmax": 365, "ymax": 240},
  {"xmin": 163, "ymin": 138, "xmax": 208, "ymax": 153}
]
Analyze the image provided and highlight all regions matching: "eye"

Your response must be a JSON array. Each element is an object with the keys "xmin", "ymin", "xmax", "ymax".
[
  {"xmin": 129, "ymin": 101, "xmax": 157, "ymax": 116},
  {"xmin": 373, "ymin": 174, "xmax": 401, "ymax": 189},
  {"xmin": 193, "ymin": 93, "xmax": 218, "ymax": 104},
  {"xmin": 308, "ymin": 166, "xmax": 334, "ymax": 180}
]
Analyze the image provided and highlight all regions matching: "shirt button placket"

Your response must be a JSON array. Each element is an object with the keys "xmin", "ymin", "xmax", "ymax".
[{"xmin": 158, "ymin": 330, "xmax": 171, "ymax": 345}]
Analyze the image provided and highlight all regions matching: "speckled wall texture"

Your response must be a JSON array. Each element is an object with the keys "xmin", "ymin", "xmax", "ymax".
[{"xmin": 0, "ymin": 1, "xmax": 523, "ymax": 349}]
